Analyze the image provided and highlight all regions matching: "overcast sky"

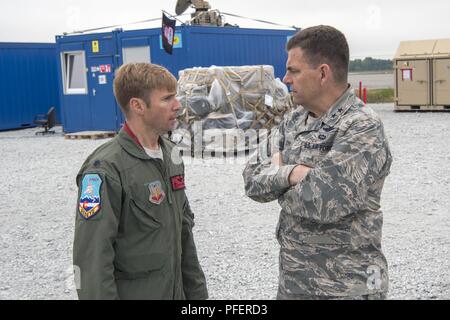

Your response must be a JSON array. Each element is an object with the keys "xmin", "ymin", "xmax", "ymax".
[{"xmin": 1, "ymin": 0, "xmax": 449, "ymax": 59}]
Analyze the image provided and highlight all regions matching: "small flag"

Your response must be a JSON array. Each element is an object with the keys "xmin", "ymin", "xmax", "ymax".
[{"xmin": 162, "ymin": 12, "xmax": 176, "ymax": 55}]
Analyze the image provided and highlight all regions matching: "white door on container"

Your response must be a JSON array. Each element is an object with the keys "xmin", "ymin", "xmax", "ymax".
[
  {"xmin": 433, "ymin": 59, "xmax": 450, "ymax": 106},
  {"xmin": 122, "ymin": 46, "xmax": 151, "ymax": 64}
]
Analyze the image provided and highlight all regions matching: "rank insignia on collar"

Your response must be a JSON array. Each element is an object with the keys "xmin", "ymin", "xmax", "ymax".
[
  {"xmin": 148, "ymin": 180, "xmax": 166, "ymax": 205},
  {"xmin": 79, "ymin": 174, "xmax": 102, "ymax": 220},
  {"xmin": 171, "ymin": 175, "xmax": 185, "ymax": 191}
]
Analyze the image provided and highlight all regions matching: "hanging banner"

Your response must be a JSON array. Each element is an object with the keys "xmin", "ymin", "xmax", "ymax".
[
  {"xmin": 159, "ymin": 33, "xmax": 183, "ymax": 50},
  {"xmin": 161, "ymin": 12, "xmax": 176, "ymax": 55}
]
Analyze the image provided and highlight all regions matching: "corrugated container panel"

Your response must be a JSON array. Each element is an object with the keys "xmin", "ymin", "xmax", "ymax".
[
  {"xmin": 119, "ymin": 27, "xmax": 189, "ymax": 78},
  {"xmin": 118, "ymin": 26, "xmax": 294, "ymax": 80},
  {"xmin": 186, "ymin": 26, "xmax": 294, "ymax": 80},
  {"xmin": 0, "ymin": 43, "xmax": 60, "ymax": 131}
]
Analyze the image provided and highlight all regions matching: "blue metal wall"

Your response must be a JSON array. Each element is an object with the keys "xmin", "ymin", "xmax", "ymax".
[
  {"xmin": 56, "ymin": 26, "xmax": 295, "ymax": 132},
  {"xmin": 0, "ymin": 43, "xmax": 59, "ymax": 131},
  {"xmin": 182, "ymin": 26, "xmax": 293, "ymax": 80},
  {"xmin": 118, "ymin": 26, "xmax": 294, "ymax": 80},
  {"xmin": 119, "ymin": 27, "xmax": 189, "ymax": 79}
]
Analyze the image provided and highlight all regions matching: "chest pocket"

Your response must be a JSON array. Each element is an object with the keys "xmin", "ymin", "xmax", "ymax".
[
  {"xmin": 299, "ymin": 143, "xmax": 329, "ymax": 167},
  {"xmin": 129, "ymin": 182, "xmax": 168, "ymax": 229},
  {"xmin": 284, "ymin": 133, "xmax": 332, "ymax": 167}
]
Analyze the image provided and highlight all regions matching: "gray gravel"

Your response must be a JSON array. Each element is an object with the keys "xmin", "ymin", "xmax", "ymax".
[{"xmin": 0, "ymin": 103, "xmax": 448, "ymax": 300}]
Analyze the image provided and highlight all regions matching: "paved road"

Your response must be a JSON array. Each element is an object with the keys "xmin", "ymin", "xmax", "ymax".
[{"xmin": 349, "ymin": 71, "xmax": 394, "ymax": 89}]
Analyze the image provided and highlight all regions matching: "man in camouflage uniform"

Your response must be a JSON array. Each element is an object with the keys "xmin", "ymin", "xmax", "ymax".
[
  {"xmin": 243, "ymin": 25, "xmax": 392, "ymax": 300},
  {"xmin": 73, "ymin": 63, "xmax": 208, "ymax": 299}
]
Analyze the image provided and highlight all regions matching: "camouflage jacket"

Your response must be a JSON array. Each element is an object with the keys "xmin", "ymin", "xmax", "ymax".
[{"xmin": 243, "ymin": 88, "xmax": 393, "ymax": 297}]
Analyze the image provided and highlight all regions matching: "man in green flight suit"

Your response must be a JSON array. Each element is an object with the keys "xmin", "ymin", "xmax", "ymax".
[{"xmin": 73, "ymin": 63, "xmax": 208, "ymax": 300}]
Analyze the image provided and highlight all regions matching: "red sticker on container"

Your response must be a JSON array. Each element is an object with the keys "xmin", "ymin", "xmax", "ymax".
[{"xmin": 99, "ymin": 64, "xmax": 111, "ymax": 73}]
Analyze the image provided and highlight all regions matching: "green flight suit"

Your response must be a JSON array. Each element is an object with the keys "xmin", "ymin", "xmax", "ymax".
[{"xmin": 73, "ymin": 128, "xmax": 208, "ymax": 300}]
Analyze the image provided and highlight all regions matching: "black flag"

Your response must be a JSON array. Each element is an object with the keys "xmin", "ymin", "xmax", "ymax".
[{"xmin": 162, "ymin": 12, "xmax": 176, "ymax": 55}]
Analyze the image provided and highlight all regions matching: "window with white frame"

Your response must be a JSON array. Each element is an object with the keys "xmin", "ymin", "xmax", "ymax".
[
  {"xmin": 122, "ymin": 46, "xmax": 151, "ymax": 64},
  {"xmin": 62, "ymin": 51, "xmax": 87, "ymax": 94}
]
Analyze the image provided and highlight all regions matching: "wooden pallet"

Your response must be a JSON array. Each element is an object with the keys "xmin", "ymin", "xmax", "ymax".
[
  {"xmin": 65, "ymin": 131, "xmax": 117, "ymax": 140},
  {"xmin": 395, "ymin": 105, "xmax": 450, "ymax": 111}
]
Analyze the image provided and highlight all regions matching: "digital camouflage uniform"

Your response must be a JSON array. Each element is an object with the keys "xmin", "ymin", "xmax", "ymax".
[
  {"xmin": 73, "ymin": 125, "xmax": 208, "ymax": 300},
  {"xmin": 243, "ymin": 88, "xmax": 392, "ymax": 299}
]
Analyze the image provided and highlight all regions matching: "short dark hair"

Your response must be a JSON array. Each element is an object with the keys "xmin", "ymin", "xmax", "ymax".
[{"xmin": 287, "ymin": 25, "xmax": 349, "ymax": 84}]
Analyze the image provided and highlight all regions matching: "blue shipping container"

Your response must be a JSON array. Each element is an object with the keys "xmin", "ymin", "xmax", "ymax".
[
  {"xmin": 0, "ymin": 43, "xmax": 60, "ymax": 131},
  {"xmin": 56, "ymin": 26, "xmax": 296, "ymax": 133}
]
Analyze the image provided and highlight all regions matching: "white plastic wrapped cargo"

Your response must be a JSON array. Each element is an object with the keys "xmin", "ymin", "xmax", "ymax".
[{"xmin": 176, "ymin": 65, "xmax": 293, "ymax": 132}]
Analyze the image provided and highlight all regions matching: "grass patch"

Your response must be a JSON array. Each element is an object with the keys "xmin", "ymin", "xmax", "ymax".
[{"xmin": 356, "ymin": 88, "xmax": 394, "ymax": 103}]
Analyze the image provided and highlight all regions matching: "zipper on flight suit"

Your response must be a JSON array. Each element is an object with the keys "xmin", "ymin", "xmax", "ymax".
[
  {"xmin": 157, "ymin": 143, "xmax": 180, "ymax": 299},
  {"xmin": 154, "ymin": 159, "xmax": 173, "ymax": 205}
]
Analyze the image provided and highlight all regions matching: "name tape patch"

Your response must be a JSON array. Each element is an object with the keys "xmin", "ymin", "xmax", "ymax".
[{"xmin": 171, "ymin": 175, "xmax": 185, "ymax": 191}]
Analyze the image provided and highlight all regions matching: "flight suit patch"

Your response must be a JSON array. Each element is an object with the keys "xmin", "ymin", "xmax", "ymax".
[
  {"xmin": 148, "ymin": 181, "xmax": 166, "ymax": 205},
  {"xmin": 171, "ymin": 175, "xmax": 185, "ymax": 191},
  {"xmin": 79, "ymin": 174, "xmax": 102, "ymax": 220}
]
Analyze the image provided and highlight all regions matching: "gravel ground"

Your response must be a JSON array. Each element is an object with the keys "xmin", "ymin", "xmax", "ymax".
[{"xmin": 0, "ymin": 103, "xmax": 448, "ymax": 300}]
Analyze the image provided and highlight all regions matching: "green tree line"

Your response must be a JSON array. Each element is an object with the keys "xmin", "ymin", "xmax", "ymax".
[{"xmin": 349, "ymin": 57, "xmax": 393, "ymax": 72}]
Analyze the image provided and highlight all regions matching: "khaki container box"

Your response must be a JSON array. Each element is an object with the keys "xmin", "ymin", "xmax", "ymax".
[{"xmin": 394, "ymin": 39, "xmax": 450, "ymax": 111}]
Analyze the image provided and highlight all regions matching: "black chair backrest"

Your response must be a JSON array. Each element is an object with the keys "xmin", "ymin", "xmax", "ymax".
[{"xmin": 47, "ymin": 107, "xmax": 56, "ymax": 129}]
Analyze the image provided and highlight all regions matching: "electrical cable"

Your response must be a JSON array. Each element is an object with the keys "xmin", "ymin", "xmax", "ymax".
[
  {"xmin": 63, "ymin": 10, "xmax": 298, "ymax": 35},
  {"xmin": 220, "ymin": 12, "xmax": 298, "ymax": 30}
]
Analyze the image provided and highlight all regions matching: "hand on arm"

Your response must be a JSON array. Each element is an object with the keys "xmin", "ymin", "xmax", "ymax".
[
  {"xmin": 271, "ymin": 152, "xmax": 283, "ymax": 167},
  {"xmin": 243, "ymin": 122, "xmax": 297, "ymax": 202},
  {"xmin": 288, "ymin": 164, "xmax": 312, "ymax": 186},
  {"xmin": 272, "ymin": 152, "xmax": 311, "ymax": 186}
]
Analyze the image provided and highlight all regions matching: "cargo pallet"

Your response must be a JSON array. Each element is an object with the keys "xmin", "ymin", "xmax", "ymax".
[{"xmin": 64, "ymin": 131, "xmax": 116, "ymax": 140}]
